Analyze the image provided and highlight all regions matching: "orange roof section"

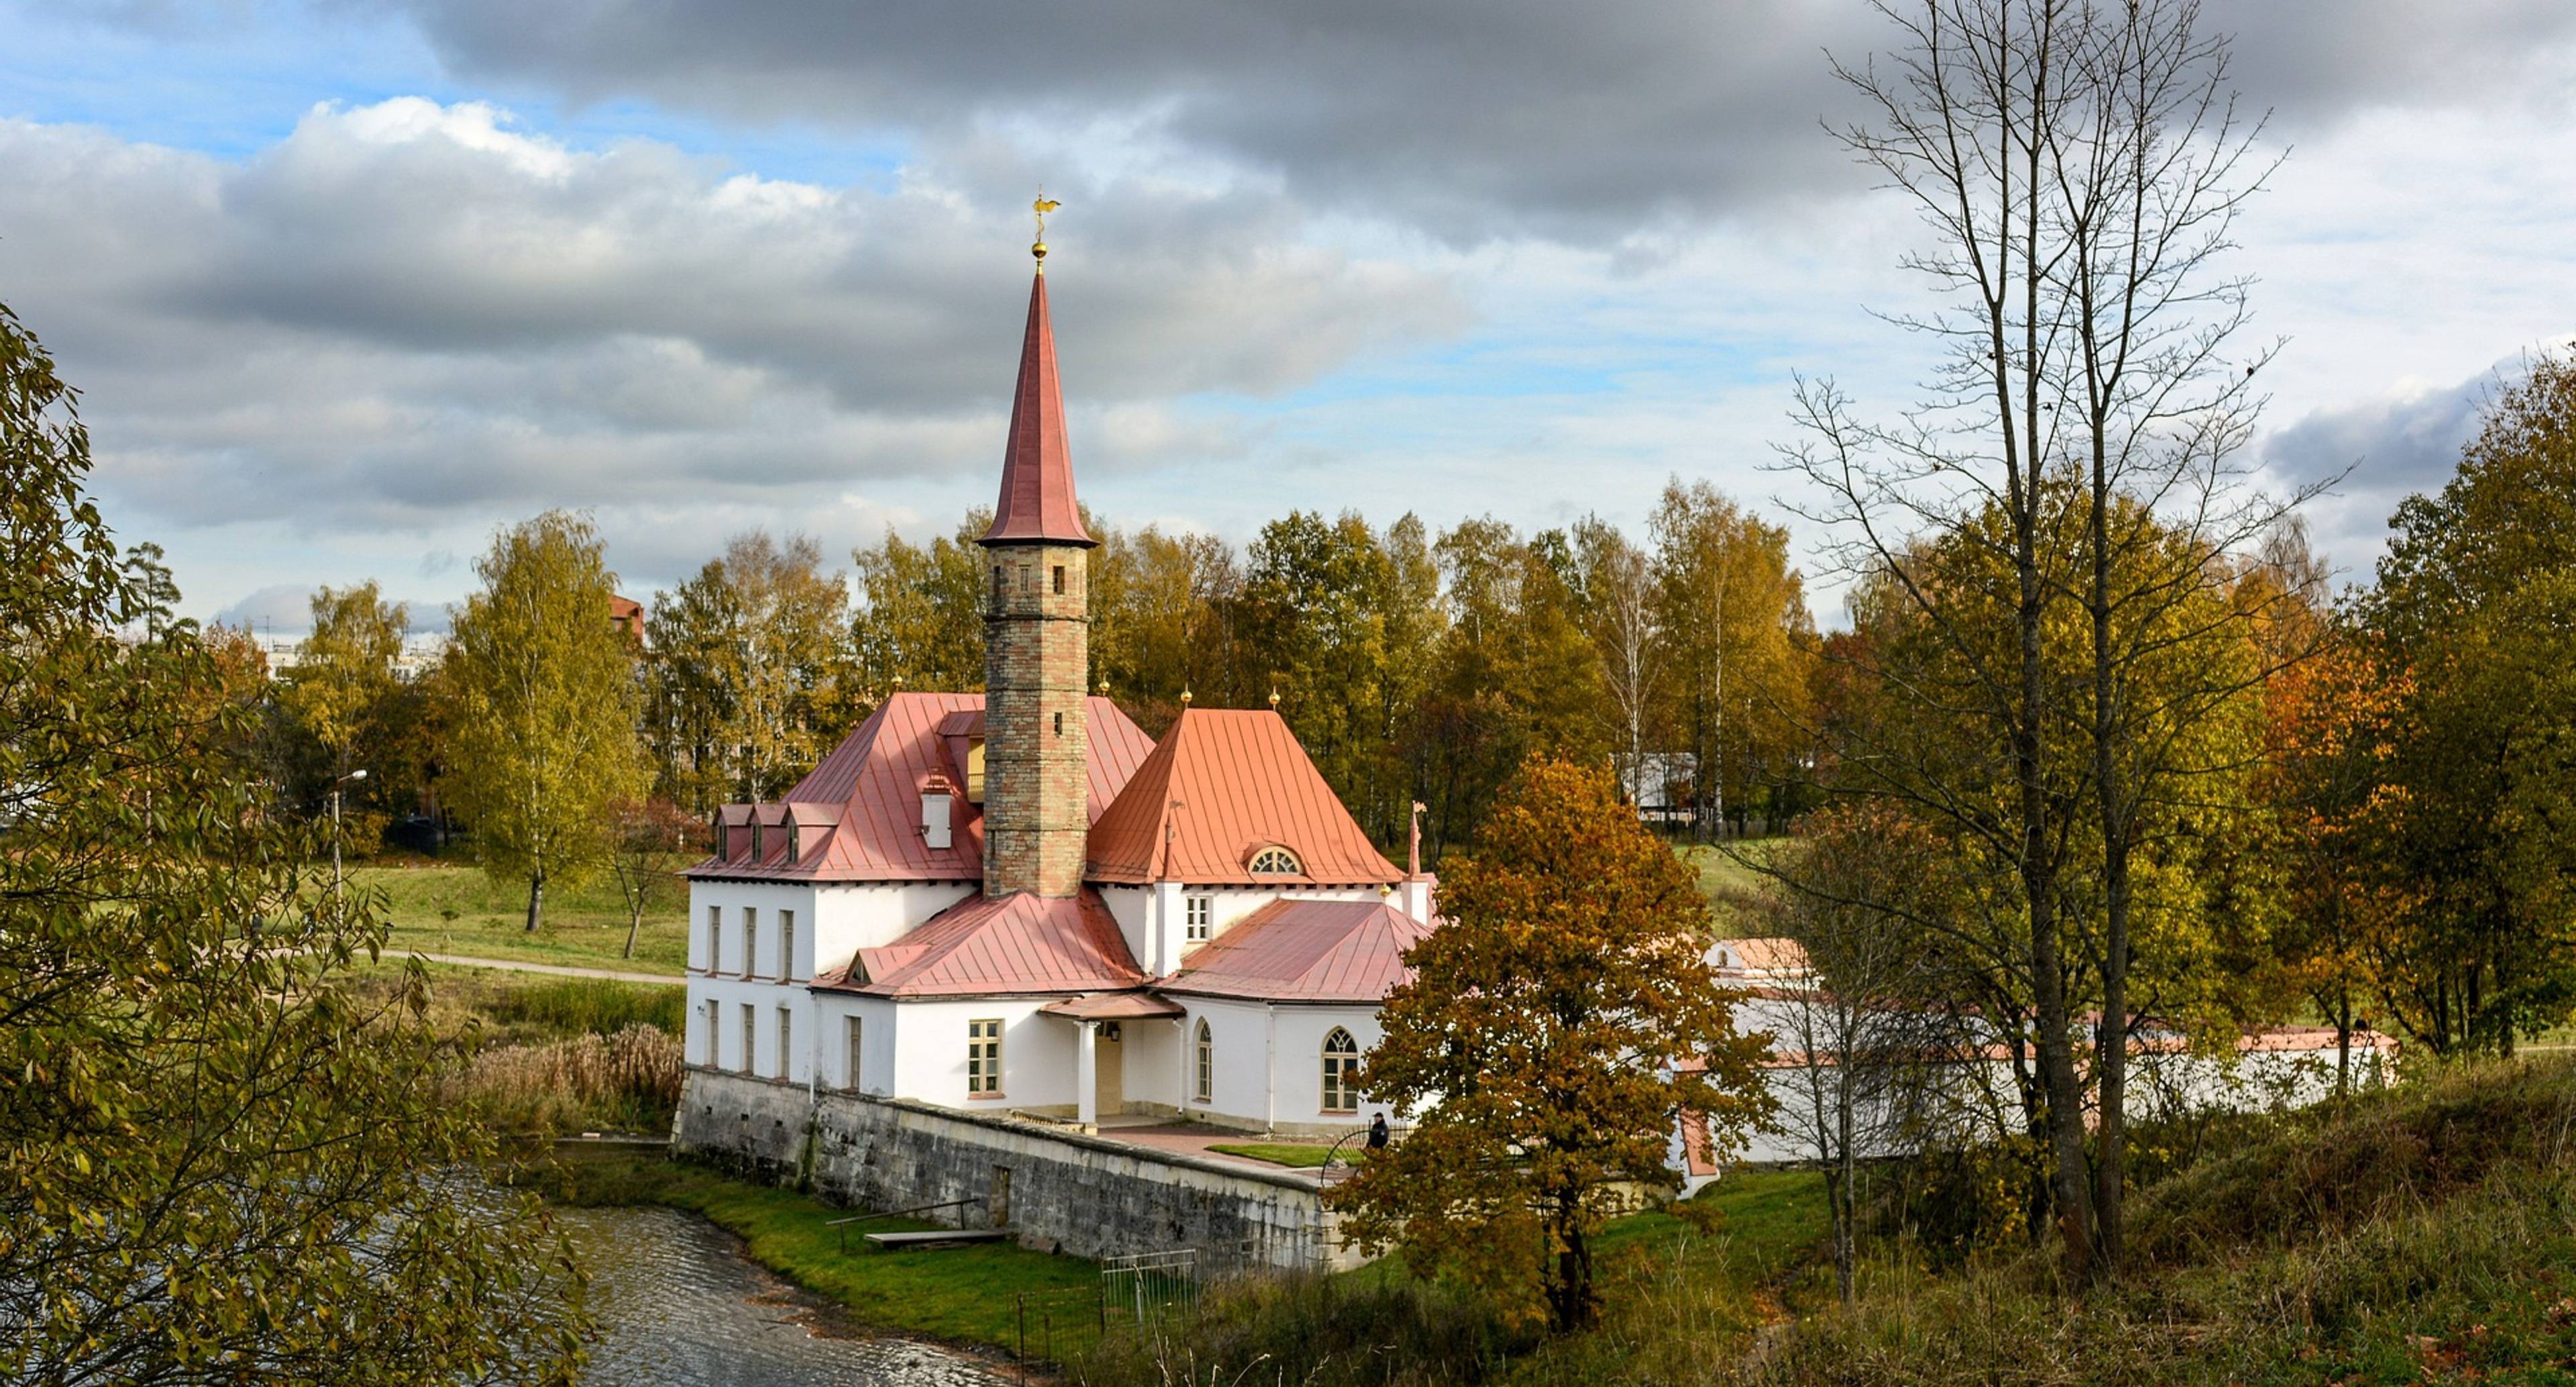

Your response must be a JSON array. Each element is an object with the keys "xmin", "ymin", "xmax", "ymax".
[
  {"xmin": 823, "ymin": 888, "xmax": 1145, "ymax": 997},
  {"xmin": 1157, "ymin": 898, "xmax": 1432, "ymax": 1003},
  {"xmin": 1084, "ymin": 708, "xmax": 1403, "ymax": 887},
  {"xmin": 979, "ymin": 271, "xmax": 1093, "ymax": 548},
  {"xmin": 686, "ymin": 691, "xmax": 1155, "ymax": 882}
]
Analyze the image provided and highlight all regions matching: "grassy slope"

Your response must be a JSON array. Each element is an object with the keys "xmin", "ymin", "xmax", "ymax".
[
  {"xmin": 350, "ymin": 863, "xmax": 689, "ymax": 973},
  {"xmin": 1679, "ymin": 839, "xmax": 1787, "ymax": 937},
  {"xmin": 537, "ymin": 1154, "xmax": 1101, "ymax": 1351},
  {"xmin": 1074, "ymin": 1168, "xmax": 1830, "ymax": 1387},
  {"xmin": 1761, "ymin": 1057, "xmax": 2576, "ymax": 1386}
]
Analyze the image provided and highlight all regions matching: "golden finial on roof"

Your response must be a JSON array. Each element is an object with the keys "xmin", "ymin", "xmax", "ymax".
[
  {"xmin": 1032, "ymin": 194, "xmax": 1061, "ymax": 270},
  {"xmin": 1097, "ymin": 675, "xmax": 1110, "ymax": 696},
  {"xmin": 1268, "ymin": 687, "xmax": 1281, "ymax": 709},
  {"xmin": 1179, "ymin": 686, "xmax": 1193, "ymax": 706}
]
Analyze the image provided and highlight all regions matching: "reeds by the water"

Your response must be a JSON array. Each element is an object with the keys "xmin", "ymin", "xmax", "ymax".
[{"xmin": 451, "ymin": 1023, "xmax": 681, "ymax": 1135}]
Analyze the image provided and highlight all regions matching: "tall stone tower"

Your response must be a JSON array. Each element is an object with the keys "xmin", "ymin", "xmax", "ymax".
[{"xmin": 979, "ymin": 239, "xmax": 1095, "ymax": 897}]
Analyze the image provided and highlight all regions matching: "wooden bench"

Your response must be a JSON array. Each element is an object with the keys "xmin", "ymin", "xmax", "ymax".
[{"xmin": 863, "ymin": 1227, "xmax": 1017, "ymax": 1250}]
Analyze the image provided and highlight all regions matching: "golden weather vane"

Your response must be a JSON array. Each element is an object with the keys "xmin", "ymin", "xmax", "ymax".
[{"xmin": 1032, "ymin": 194, "xmax": 1062, "ymax": 269}]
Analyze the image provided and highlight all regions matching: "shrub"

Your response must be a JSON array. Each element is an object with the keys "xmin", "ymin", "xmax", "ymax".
[{"xmin": 450, "ymin": 1023, "xmax": 682, "ymax": 1135}]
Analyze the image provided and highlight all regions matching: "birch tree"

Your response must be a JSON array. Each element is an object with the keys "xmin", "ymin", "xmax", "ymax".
[{"xmin": 444, "ymin": 511, "xmax": 651, "ymax": 932}]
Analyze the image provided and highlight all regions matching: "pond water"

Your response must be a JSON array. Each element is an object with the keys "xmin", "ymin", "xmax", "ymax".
[{"xmin": 553, "ymin": 1203, "xmax": 1003, "ymax": 1387}]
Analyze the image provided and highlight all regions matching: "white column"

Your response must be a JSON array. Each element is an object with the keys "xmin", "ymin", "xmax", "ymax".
[{"xmin": 1076, "ymin": 1021, "xmax": 1099, "ymax": 1130}]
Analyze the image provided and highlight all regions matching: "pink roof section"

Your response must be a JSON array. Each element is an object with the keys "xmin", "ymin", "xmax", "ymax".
[
  {"xmin": 686, "ymin": 691, "xmax": 1155, "ymax": 882},
  {"xmin": 1158, "ymin": 898, "xmax": 1433, "ymax": 1003},
  {"xmin": 980, "ymin": 272, "xmax": 1094, "ymax": 548},
  {"xmin": 820, "ymin": 888, "xmax": 1146, "ymax": 997},
  {"xmin": 1085, "ymin": 708, "xmax": 1403, "ymax": 887}
]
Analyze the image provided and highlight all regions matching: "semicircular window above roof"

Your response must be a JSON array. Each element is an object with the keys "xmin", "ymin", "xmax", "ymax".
[{"xmin": 1248, "ymin": 845, "xmax": 1303, "ymax": 876}]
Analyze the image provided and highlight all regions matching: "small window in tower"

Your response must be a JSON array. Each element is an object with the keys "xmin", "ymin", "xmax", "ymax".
[
  {"xmin": 1052, "ymin": 565, "xmax": 1065, "ymax": 595},
  {"xmin": 1053, "ymin": 712, "xmax": 1063, "ymax": 736}
]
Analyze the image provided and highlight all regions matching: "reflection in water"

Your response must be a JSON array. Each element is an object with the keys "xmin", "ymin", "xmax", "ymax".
[{"xmin": 554, "ymin": 1203, "xmax": 1000, "ymax": 1387}]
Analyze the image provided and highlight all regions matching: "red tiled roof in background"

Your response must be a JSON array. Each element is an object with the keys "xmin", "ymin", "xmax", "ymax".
[
  {"xmin": 1085, "ymin": 708, "xmax": 1403, "ymax": 886},
  {"xmin": 1157, "ymin": 898, "xmax": 1432, "ymax": 1003},
  {"xmin": 821, "ymin": 888, "xmax": 1146, "ymax": 997},
  {"xmin": 686, "ymin": 691, "xmax": 1154, "ymax": 881},
  {"xmin": 980, "ymin": 272, "xmax": 1094, "ymax": 548},
  {"xmin": 1710, "ymin": 936, "xmax": 1813, "ymax": 977}
]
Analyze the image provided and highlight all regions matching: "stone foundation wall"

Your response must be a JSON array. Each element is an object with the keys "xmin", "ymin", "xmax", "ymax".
[{"xmin": 676, "ymin": 1068, "xmax": 1354, "ymax": 1273}]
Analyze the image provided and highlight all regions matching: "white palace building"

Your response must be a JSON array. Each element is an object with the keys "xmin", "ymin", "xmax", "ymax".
[{"xmin": 680, "ymin": 245, "xmax": 1436, "ymax": 1144}]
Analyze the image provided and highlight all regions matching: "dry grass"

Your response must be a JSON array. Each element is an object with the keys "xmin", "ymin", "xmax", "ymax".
[{"xmin": 447, "ymin": 1023, "xmax": 682, "ymax": 1136}]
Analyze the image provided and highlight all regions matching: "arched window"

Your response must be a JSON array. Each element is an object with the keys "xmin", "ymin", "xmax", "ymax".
[
  {"xmin": 1248, "ymin": 845, "xmax": 1303, "ymax": 877},
  {"xmin": 1321, "ymin": 1027, "xmax": 1360, "ymax": 1114},
  {"xmin": 1193, "ymin": 1019, "xmax": 1213, "ymax": 1104}
]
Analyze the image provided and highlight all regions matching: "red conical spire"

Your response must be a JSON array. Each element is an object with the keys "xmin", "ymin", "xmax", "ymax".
[{"xmin": 980, "ymin": 269, "xmax": 1095, "ymax": 548}]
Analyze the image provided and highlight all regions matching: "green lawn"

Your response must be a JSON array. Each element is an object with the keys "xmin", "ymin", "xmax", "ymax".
[
  {"xmin": 1206, "ymin": 1142, "xmax": 1367, "ymax": 1168},
  {"xmin": 1678, "ymin": 838, "xmax": 1789, "ymax": 936},
  {"xmin": 348, "ymin": 863, "xmax": 689, "ymax": 974},
  {"xmin": 537, "ymin": 1154, "xmax": 1100, "ymax": 1350}
]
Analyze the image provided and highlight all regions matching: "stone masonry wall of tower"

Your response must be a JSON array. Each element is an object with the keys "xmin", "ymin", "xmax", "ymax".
[{"xmin": 982, "ymin": 542, "xmax": 1089, "ymax": 895}]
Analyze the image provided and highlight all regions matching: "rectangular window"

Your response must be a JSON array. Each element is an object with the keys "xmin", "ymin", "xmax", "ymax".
[
  {"xmin": 845, "ymin": 1015, "xmax": 863, "ymax": 1091},
  {"xmin": 705, "ymin": 904, "xmax": 721, "ymax": 972},
  {"xmin": 1051, "ymin": 564, "xmax": 1065, "ymax": 595},
  {"xmin": 1185, "ymin": 895, "xmax": 1212, "ymax": 943},
  {"xmin": 776, "ymin": 1007, "xmax": 792, "ymax": 1080},
  {"xmin": 739, "ymin": 1003, "xmax": 756, "ymax": 1074},
  {"xmin": 780, "ymin": 909, "xmax": 798, "ymax": 982},
  {"xmin": 967, "ymin": 1018, "xmax": 1004, "ymax": 1097},
  {"xmin": 742, "ymin": 906, "xmax": 758, "ymax": 977},
  {"xmin": 1053, "ymin": 711, "xmax": 1063, "ymax": 736}
]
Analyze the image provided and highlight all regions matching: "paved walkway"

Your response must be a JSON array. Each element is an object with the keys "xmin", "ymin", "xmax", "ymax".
[{"xmin": 413, "ymin": 952, "xmax": 682, "ymax": 986}]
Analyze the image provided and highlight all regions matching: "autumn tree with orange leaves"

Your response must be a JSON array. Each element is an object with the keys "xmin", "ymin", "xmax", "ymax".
[{"xmin": 1328, "ymin": 757, "xmax": 1770, "ymax": 1332}]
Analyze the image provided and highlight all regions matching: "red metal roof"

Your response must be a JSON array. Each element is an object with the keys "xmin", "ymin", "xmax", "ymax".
[
  {"xmin": 980, "ymin": 272, "xmax": 1093, "ymax": 548},
  {"xmin": 686, "ymin": 691, "xmax": 1154, "ymax": 882},
  {"xmin": 823, "ymin": 888, "xmax": 1146, "ymax": 997},
  {"xmin": 1157, "ymin": 897, "xmax": 1432, "ymax": 1003},
  {"xmin": 1085, "ymin": 708, "xmax": 1403, "ymax": 887},
  {"xmin": 1038, "ymin": 992, "xmax": 1188, "ymax": 1021}
]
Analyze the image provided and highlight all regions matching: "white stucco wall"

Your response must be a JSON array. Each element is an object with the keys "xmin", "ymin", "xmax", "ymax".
[
  {"xmin": 1171, "ymin": 997, "xmax": 1401, "ymax": 1135},
  {"xmin": 881, "ymin": 997, "xmax": 1085, "ymax": 1110}
]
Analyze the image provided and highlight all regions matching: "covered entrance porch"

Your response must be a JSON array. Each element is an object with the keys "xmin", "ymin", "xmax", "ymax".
[{"xmin": 1040, "ymin": 991, "xmax": 1186, "ymax": 1131}]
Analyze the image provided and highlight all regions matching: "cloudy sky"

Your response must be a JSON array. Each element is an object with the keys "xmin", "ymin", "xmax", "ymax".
[{"xmin": 4, "ymin": 1, "xmax": 2572, "ymax": 632}]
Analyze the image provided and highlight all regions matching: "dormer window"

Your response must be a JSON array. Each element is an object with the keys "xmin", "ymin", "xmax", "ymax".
[
  {"xmin": 922, "ymin": 789, "xmax": 953, "ymax": 850},
  {"xmin": 1051, "ymin": 565, "xmax": 1065, "ymax": 596},
  {"xmin": 1248, "ymin": 846, "xmax": 1303, "ymax": 876}
]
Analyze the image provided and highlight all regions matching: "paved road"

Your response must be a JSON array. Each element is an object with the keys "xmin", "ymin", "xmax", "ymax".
[{"xmin": 414, "ymin": 952, "xmax": 683, "ymax": 986}]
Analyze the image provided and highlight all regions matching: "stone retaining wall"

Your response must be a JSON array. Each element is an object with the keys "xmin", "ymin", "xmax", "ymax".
[{"xmin": 674, "ymin": 1068, "xmax": 1353, "ymax": 1273}]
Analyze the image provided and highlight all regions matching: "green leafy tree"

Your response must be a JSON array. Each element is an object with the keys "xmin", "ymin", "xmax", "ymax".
[
  {"xmin": 645, "ymin": 531, "xmax": 854, "ymax": 809},
  {"xmin": 278, "ymin": 580, "xmax": 409, "ymax": 844},
  {"xmin": 1331, "ymin": 757, "xmax": 1770, "ymax": 1331},
  {"xmin": 1647, "ymin": 479, "xmax": 1816, "ymax": 837},
  {"xmin": 1089, "ymin": 521, "xmax": 1242, "ymax": 734},
  {"xmin": 2357, "ymin": 354, "xmax": 2576, "ymax": 1053},
  {"xmin": 444, "ymin": 511, "xmax": 651, "ymax": 931},
  {"xmin": 850, "ymin": 514, "xmax": 989, "ymax": 699},
  {"xmin": 0, "ymin": 302, "xmax": 584, "ymax": 1384}
]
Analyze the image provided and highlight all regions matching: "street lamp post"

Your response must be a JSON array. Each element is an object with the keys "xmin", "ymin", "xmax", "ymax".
[{"xmin": 332, "ymin": 769, "xmax": 369, "ymax": 914}]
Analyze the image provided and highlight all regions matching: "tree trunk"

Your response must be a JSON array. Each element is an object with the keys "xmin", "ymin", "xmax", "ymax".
[
  {"xmin": 1550, "ymin": 1197, "xmax": 1595, "ymax": 1331},
  {"xmin": 2334, "ymin": 987, "xmax": 2353, "ymax": 1099},
  {"xmin": 1834, "ymin": 1055, "xmax": 1858, "ymax": 1305},
  {"xmin": 524, "ymin": 868, "xmax": 545, "ymax": 933},
  {"xmin": 624, "ymin": 899, "xmax": 643, "ymax": 958}
]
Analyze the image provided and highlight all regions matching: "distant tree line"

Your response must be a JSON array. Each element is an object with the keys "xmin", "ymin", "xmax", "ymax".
[{"xmin": 256, "ymin": 480, "xmax": 1826, "ymax": 891}]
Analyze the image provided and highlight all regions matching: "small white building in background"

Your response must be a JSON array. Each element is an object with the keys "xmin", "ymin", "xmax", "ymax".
[{"xmin": 1673, "ymin": 935, "xmax": 2403, "ymax": 1190}]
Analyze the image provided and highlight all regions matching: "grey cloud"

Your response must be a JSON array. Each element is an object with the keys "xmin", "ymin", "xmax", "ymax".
[
  {"xmin": 0, "ymin": 105, "xmax": 1450, "ymax": 534},
  {"xmin": 376, "ymin": 0, "xmax": 2576, "ymax": 245},
  {"xmin": 2257, "ymin": 357, "xmax": 2523, "ymax": 584}
]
